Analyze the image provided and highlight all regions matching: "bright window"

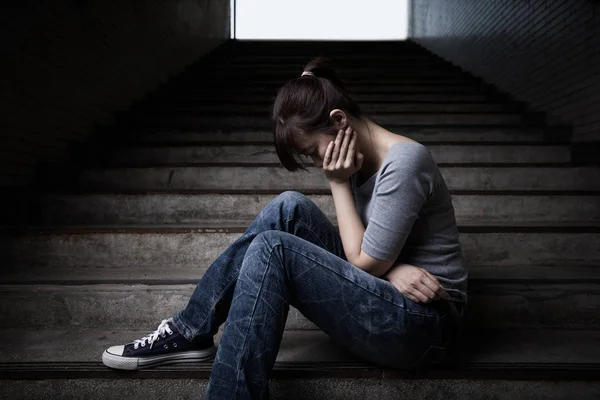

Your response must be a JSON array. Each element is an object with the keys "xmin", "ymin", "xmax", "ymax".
[{"xmin": 231, "ymin": 0, "xmax": 408, "ymax": 40}]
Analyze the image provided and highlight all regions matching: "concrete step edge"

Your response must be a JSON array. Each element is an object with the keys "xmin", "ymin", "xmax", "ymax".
[
  {"xmin": 0, "ymin": 328, "xmax": 599, "ymax": 381},
  {"xmin": 4, "ymin": 222, "xmax": 600, "ymax": 234},
  {"xmin": 73, "ymin": 163, "xmax": 597, "ymax": 169},
  {"xmin": 2, "ymin": 265, "xmax": 600, "ymax": 284},
  {"xmin": 116, "ymin": 141, "xmax": 569, "ymax": 148}
]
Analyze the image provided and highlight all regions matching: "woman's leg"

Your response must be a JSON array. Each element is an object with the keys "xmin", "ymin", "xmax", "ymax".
[
  {"xmin": 103, "ymin": 190, "xmax": 349, "ymax": 370},
  {"xmin": 205, "ymin": 192, "xmax": 461, "ymax": 400},
  {"xmin": 170, "ymin": 190, "xmax": 348, "ymax": 342}
]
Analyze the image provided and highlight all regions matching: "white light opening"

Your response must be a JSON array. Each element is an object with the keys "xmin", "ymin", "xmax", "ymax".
[{"xmin": 231, "ymin": 0, "xmax": 408, "ymax": 40}]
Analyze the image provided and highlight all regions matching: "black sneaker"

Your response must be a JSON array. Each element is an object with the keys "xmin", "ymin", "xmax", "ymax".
[{"xmin": 102, "ymin": 317, "xmax": 215, "ymax": 370}]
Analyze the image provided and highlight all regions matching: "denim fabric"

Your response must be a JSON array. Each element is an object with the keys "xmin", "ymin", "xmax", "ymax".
[{"xmin": 170, "ymin": 191, "xmax": 465, "ymax": 400}]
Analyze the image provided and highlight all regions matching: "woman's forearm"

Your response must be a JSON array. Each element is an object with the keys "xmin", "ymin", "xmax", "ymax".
[{"xmin": 328, "ymin": 179, "xmax": 365, "ymax": 266}]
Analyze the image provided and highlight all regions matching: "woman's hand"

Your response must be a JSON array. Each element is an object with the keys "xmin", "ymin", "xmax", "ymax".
[
  {"xmin": 382, "ymin": 262, "xmax": 452, "ymax": 304},
  {"xmin": 323, "ymin": 125, "xmax": 364, "ymax": 184}
]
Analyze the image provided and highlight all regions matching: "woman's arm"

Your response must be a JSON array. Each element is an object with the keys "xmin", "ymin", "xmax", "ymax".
[
  {"xmin": 329, "ymin": 180, "xmax": 364, "ymax": 262},
  {"xmin": 322, "ymin": 126, "xmax": 397, "ymax": 276},
  {"xmin": 329, "ymin": 180, "xmax": 395, "ymax": 277}
]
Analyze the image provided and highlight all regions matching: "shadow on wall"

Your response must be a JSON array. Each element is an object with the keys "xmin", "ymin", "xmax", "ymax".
[
  {"xmin": 408, "ymin": 0, "xmax": 600, "ymax": 143},
  {"xmin": 1, "ymin": 0, "xmax": 230, "ymax": 191}
]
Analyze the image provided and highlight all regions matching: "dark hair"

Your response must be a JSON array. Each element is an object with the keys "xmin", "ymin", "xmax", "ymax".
[{"xmin": 271, "ymin": 56, "xmax": 372, "ymax": 172}]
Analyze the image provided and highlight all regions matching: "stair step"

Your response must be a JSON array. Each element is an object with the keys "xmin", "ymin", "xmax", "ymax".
[
  {"xmin": 179, "ymin": 84, "xmax": 483, "ymax": 94},
  {"xmin": 1, "ymin": 327, "xmax": 599, "ymax": 367},
  {"xmin": 126, "ymin": 128, "xmax": 549, "ymax": 143},
  {"xmin": 3, "ymin": 262, "xmax": 599, "ymax": 284},
  {"xmin": 130, "ymin": 114, "xmax": 525, "ymax": 130},
  {"xmin": 216, "ymin": 59, "xmax": 442, "ymax": 69},
  {"xmin": 37, "ymin": 193, "xmax": 599, "ymax": 226},
  {"xmin": 196, "ymin": 66, "xmax": 457, "ymax": 77},
  {"xmin": 149, "ymin": 103, "xmax": 513, "ymax": 114},
  {"xmin": 4, "ymin": 225, "xmax": 599, "ymax": 269},
  {"xmin": 0, "ymin": 280, "xmax": 598, "ymax": 329},
  {"xmin": 163, "ymin": 93, "xmax": 490, "ymax": 103},
  {"xmin": 202, "ymin": 71, "xmax": 466, "ymax": 79},
  {"xmin": 0, "ymin": 375, "xmax": 597, "ymax": 400},
  {"xmin": 203, "ymin": 60, "xmax": 448, "ymax": 68},
  {"xmin": 216, "ymin": 46, "xmax": 431, "ymax": 55},
  {"xmin": 2, "ymin": 329, "xmax": 598, "ymax": 394},
  {"xmin": 227, "ymin": 41, "xmax": 421, "ymax": 51},
  {"xmin": 215, "ymin": 54, "xmax": 437, "ymax": 63},
  {"xmin": 183, "ymin": 78, "xmax": 471, "ymax": 86},
  {"xmin": 63, "ymin": 166, "xmax": 600, "ymax": 192},
  {"xmin": 104, "ymin": 144, "xmax": 571, "ymax": 165}
]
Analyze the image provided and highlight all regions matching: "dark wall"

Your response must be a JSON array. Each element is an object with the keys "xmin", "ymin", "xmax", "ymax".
[
  {"xmin": 1, "ymin": 0, "xmax": 230, "ymax": 189},
  {"xmin": 409, "ymin": 0, "xmax": 599, "ymax": 142}
]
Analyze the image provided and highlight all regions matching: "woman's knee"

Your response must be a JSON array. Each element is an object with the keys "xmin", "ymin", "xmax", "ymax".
[
  {"xmin": 250, "ymin": 230, "xmax": 282, "ymax": 248},
  {"xmin": 276, "ymin": 190, "xmax": 312, "ymax": 208},
  {"xmin": 264, "ymin": 191, "xmax": 315, "ymax": 217},
  {"xmin": 239, "ymin": 231, "xmax": 287, "ymax": 277}
]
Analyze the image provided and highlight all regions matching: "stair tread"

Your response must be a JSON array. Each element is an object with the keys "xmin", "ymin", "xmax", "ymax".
[
  {"xmin": 116, "ymin": 142, "xmax": 568, "ymax": 146},
  {"xmin": 54, "ymin": 165, "xmax": 598, "ymax": 193},
  {"xmin": 77, "ymin": 165, "xmax": 597, "ymax": 170},
  {"xmin": 125, "ymin": 128, "xmax": 555, "ymax": 143},
  {"xmin": 5, "ymin": 220, "xmax": 600, "ymax": 233},
  {"xmin": 2, "ymin": 265, "xmax": 599, "ymax": 283},
  {"xmin": 0, "ymin": 328, "xmax": 598, "ymax": 369},
  {"xmin": 103, "ymin": 143, "xmax": 572, "ymax": 165}
]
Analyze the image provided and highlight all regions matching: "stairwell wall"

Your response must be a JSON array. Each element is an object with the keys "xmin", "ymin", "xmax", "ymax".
[
  {"xmin": 1, "ymin": 0, "xmax": 230, "ymax": 189},
  {"xmin": 408, "ymin": 0, "xmax": 599, "ymax": 142}
]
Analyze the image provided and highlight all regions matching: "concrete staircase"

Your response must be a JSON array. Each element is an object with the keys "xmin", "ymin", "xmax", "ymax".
[{"xmin": 1, "ymin": 40, "xmax": 599, "ymax": 398}]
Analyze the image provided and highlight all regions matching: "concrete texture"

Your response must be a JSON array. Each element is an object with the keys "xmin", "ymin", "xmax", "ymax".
[
  {"xmin": 1, "ymin": 328, "xmax": 599, "ymax": 365},
  {"xmin": 70, "ymin": 166, "xmax": 600, "ymax": 191},
  {"xmin": 38, "ymin": 193, "xmax": 600, "ymax": 226},
  {"xmin": 216, "ymin": 54, "xmax": 434, "ymax": 62},
  {"xmin": 128, "ymin": 128, "xmax": 547, "ymax": 143},
  {"xmin": 4, "ymin": 231, "xmax": 600, "ymax": 270},
  {"xmin": 0, "ymin": 282, "xmax": 598, "ymax": 329},
  {"xmin": 178, "ymin": 84, "xmax": 483, "ymax": 94},
  {"xmin": 150, "ymin": 102, "xmax": 510, "ymax": 113},
  {"xmin": 2, "ymin": 264, "xmax": 599, "ymax": 284},
  {"xmin": 135, "ymin": 113, "xmax": 525, "ymax": 130},
  {"xmin": 104, "ymin": 144, "xmax": 571, "ymax": 165},
  {"xmin": 1, "ymin": 379, "xmax": 599, "ymax": 400},
  {"xmin": 160, "ymin": 92, "xmax": 489, "ymax": 103}
]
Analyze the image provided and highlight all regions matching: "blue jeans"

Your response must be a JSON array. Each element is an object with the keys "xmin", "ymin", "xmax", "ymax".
[{"xmin": 170, "ymin": 191, "xmax": 465, "ymax": 400}]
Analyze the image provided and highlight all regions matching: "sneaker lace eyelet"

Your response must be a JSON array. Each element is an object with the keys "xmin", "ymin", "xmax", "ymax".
[
  {"xmin": 164, "ymin": 344, "xmax": 168, "ymax": 349},
  {"xmin": 173, "ymin": 343, "xmax": 178, "ymax": 348}
]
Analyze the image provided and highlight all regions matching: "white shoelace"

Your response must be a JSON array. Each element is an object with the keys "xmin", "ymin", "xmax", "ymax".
[{"xmin": 133, "ymin": 319, "xmax": 173, "ymax": 350}]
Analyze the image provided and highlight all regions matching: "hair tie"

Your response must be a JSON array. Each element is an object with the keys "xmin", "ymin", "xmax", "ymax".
[{"xmin": 301, "ymin": 71, "xmax": 314, "ymax": 77}]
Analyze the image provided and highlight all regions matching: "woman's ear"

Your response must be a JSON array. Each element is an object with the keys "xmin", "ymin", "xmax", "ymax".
[{"xmin": 329, "ymin": 109, "xmax": 347, "ymax": 130}]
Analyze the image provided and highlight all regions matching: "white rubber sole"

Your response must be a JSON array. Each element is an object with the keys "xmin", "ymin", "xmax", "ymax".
[{"xmin": 102, "ymin": 346, "xmax": 216, "ymax": 370}]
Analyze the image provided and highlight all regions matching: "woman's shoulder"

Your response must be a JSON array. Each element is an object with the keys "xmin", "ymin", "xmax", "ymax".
[
  {"xmin": 385, "ymin": 139, "xmax": 436, "ymax": 171},
  {"xmin": 378, "ymin": 140, "xmax": 439, "ymax": 197}
]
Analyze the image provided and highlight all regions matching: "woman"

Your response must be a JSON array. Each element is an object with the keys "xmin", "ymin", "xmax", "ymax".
[{"xmin": 102, "ymin": 57, "xmax": 468, "ymax": 399}]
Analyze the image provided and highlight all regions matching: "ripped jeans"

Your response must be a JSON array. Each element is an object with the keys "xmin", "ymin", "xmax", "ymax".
[{"xmin": 170, "ymin": 191, "xmax": 465, "ymax": 400}]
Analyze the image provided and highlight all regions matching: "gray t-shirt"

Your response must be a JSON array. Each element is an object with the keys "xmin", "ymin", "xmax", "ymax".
[{"xmin": 350, "ymin": 141, "xmax": 468, "ymax": 304}]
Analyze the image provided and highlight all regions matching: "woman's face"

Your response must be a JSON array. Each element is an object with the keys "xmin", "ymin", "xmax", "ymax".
[{"xmin": 297, "ymin": 132, "xmax": 335, "ymax": 168}]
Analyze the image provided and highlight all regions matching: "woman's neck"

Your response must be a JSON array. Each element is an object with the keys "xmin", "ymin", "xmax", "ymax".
[{"xmin": 352, "ymin": 118, "xmax": 399, "ymax": 177}]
